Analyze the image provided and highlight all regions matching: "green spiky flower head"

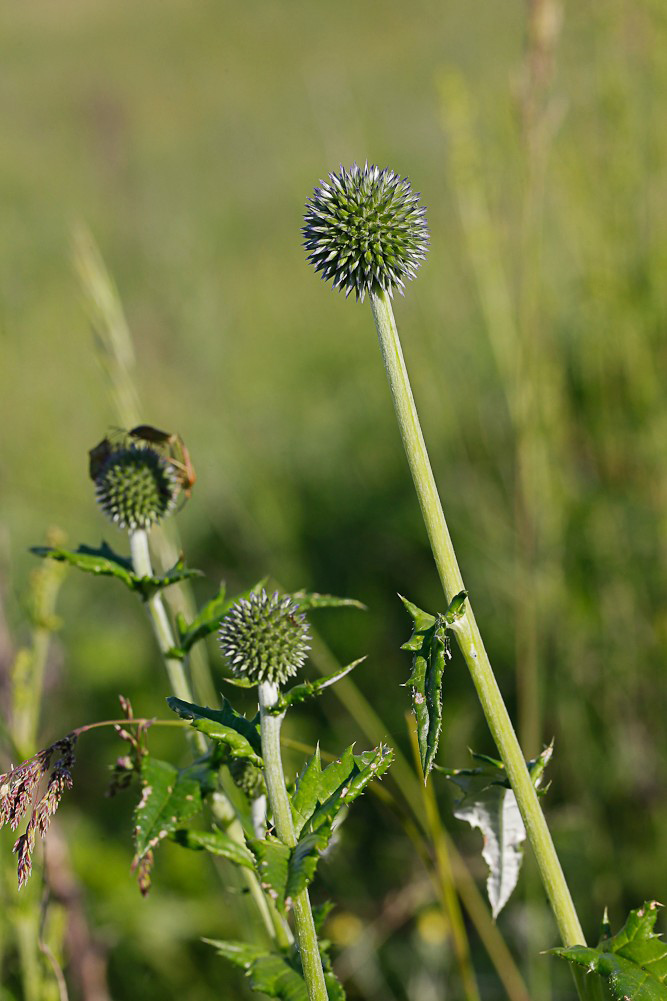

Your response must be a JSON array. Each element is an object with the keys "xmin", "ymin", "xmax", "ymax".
[
  {"xmin": 93, "ymin": 443, "xmax": 180, "ymax": 531},
  {"xmin": 219, "ymin": 590, "xmax": 311, "ymax": 686},
  {"xmin": 303, "ymin": 162, "xmax": 429, "ymax": 302}
]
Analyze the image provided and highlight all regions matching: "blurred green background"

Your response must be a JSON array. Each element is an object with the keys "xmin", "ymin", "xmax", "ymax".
[{"xmin": 2, "ymin": 0, "xmax": 667, "ymax": 998}]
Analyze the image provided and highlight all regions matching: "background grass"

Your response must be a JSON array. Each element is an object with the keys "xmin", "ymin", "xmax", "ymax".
[{"xmin": 2, "ymin": 1, "xmax": 667, "ymax": 998}]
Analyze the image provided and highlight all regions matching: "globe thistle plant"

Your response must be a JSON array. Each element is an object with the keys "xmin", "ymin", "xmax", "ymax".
[
  {"xmin": 303, "ymin": 162, "xmax": 429, "ymax": 302},
  {"xmin": 303, "ymin": 165, "xmax": 587, "ymax": 967},
  {"xmin": 92, "ymin": 441, "xmax": 180, "ymax": 532},
  {"xmin": 219, "ymin": 590, "xmax": 311, "ymax": 687}
]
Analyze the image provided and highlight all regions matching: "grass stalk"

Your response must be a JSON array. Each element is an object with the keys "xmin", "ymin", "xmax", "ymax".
[
  {"xmin": 406, "ymin": 715, "xmax": 481, "ymax": 1001},
  {"xmin": 368, "ymin": 289, "xmax": 585, "ymax": 963}
]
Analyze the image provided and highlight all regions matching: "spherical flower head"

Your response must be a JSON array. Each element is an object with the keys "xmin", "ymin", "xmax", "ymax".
[
  {"xmin": 93, "ymin": 444, "xmax": 180, "ymax": 531},
  {"xmin": 219, "ymin": 590, "xmax": 311, "ymax": 687},
  {"xmin": 303, "ymin": 162, "xmax": 429, "ymax": 302}
]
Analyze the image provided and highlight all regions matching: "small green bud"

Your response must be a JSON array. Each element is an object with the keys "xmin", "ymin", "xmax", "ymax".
[
  {"xmin": 93, "ymin": 444, "xmax": 180, "ymax": 531},
  {"xmin": 229, "ymin": 758, "xmax": 266, "ymax": 800},
  {"xmin": 219, "ymin": 590, "xmax": 311, "ymax": 687},
  {"xmin": 303, "ymin": 162, "xmax": 429, "ymax": 302}
]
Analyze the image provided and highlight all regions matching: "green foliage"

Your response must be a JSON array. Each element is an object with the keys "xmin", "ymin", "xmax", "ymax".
[
  {"xmin": 289, "ymin": 591, "xmax": 366, "ymax": 613},
  {"xmin": 167, "ymin": 696, "xmax": 262, "ymax": 766},
  {"xmin": 277, "ymin": 658, "xmax": 366, "ymax": 710},
  {"xmin": 552, "ymin": 902, "xmax": 667, "ymax": 1000},
  {"xmin": 170, "ymin": 828, "xmax": 255, "ymax": 870},
  {"xmin": 204, "ymin": 939, "xmax": 345, "ymax": 1001},
  {"xmin": 439, "ymin": 746, "xmax": 552, "ymax": 918},
  {"xmin": 291, "ymin": 744, "xmax": 394, "ymax": 838},
  {"xmin": 32, "ymin": 543, "xmax": 202, "ymax": 600},
  {"xmin": 132, "ymin": 756, "xmax": 204, "ymax": 886},
  {"xmin": 242, "ymin": 742, "xmax": 392, "ymax": 913},
  {"xmin": 173, "ymin": 579, "xmax": 267, "ymax": 658},
  {"xmin": 247, "ymin": 831, "xmax": 329, "ymax": 912},
  {"xmin": 400, "ymin": 591, "xmax": 466, "ymax": 779}
]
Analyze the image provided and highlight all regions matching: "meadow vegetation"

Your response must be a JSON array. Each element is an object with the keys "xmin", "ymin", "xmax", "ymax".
[{"xmin": 2, "ymin": 1, "xmax": 667, "ymax": 998}]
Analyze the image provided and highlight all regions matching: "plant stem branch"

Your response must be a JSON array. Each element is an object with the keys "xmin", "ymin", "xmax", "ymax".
[
  {"xmin": 129, "ymin": 529, "xmax": 194, "ymax": 705},
  {"xmin": 258, "ymin": 682, "xmax": 328, "ymax": 1001},
  {"xmin": 369, "ymin": 289, "xmax": 585, "ymax": 957}
]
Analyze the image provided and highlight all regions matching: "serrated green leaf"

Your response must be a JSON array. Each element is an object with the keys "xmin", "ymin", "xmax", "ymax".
[
  {"xmin": 144, "ymin": 558, "xmax": 203, "ymax": 599},
  {"xmin": 398, "ymin": 595, "xmax": 436, "ymax": 636},
  {"xmin": 170, "ymin": 827, "xmax": 255, "ymax": 869},
  {"xmin": 206, "ymin": 941, "xmax": 308, "ymax": 1001},
  {"xmin": 288, "ymin": 828, "xmax": 331, "ymax": 901},
  {"xmin": 280, "ymin": 658, "xmax": 366, "ymax": 709},
  {"xmin": 552, "ymin": 901, "xmax": 667, "ymax": 1001},
  {"xmin": 32, "ymin": 542, "xmax": 136, "ymax": 589},
  {"xmin": 133, "ymin": 757, "xmax": 202, "ymax": 863},
  {"xmin": 442, "ymin": 746, "xmax": 552, "ymax": 918},
  {"xmin": 248, "ymin": 835, "xmax": 291, "ymax": 909},
  {"xmin": 306, "ymin": 744, "xmax": 394, "ymax": 836},
  {"xmin": 291, "ymin": 746, "xmax": 356, "ymax": 836},
  {"xmin": 400, "ymin": 595, "xmax": 449, "ymax": 780},
  {"xmin": 167, "ymin": 696, "xmax": 262, "ymax": 766},
  {"xmin": 205, "ymin": 939, "xmax": 345, "ymax": 1001},
  {"xmin": 31, "ymin": 543, "xmax": 203, "ymax": 606},
  {"xmin": 175, "ymin": 581, "xmax": 227, "ymax": 652},
  {"xmin": 248, "ymin": 827, "xmax": 331, "ymax": 912},
  {"xmin": 289, "ymin": 590, "xmax": 366, "ymax": 612}
]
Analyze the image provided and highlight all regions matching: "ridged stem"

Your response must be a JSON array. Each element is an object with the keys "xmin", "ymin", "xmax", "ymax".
[
  {"xmin": 369, "ymin": 289, "xmax": 585, "ymax": 962},
  {"xmin": 129, "ymin": 529, "xmax": 195, "ymax": 705},
  {"xmin": 258, "ymin": 682, "xmax": 328, "ymax": 1001}
]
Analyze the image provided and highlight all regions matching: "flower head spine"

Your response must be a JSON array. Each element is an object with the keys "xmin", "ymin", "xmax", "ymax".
[
  {"xmin": 303, "ymin": 162, "xmax": 429, "ymax": 302},
  {"xmin": 219, "ymin": 589, "xmax": 311, "ymax": 686}
]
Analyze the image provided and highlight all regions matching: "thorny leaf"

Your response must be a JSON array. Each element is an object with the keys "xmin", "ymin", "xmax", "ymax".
[
  {"xmin": 552, "ymin": 901, "xmax": 667, "ymax": 1001},
  {"xmin": 170, "ymin": 828, "xmax": 255, "ymax": 870},
  {"xmin": 205, "ymin": 938, "xmax": 345, "ymax": 1001},
  {"xmin": 132, "ymin": 756, "xmax": 202, "ymax": 895},
  {"xmin": 400, "ymin": 593, "xmax": 468, "ymax": 780},
  {"xmin": 167, "ymin": 696, "xmax": 262, "ymax": 766},
  {"xmin": 32, "ymin": 543, "xmax": 202, "ymax": 601},
  {"xmin": 278, "ymin": 658, "xmax": 366, "ymax": 710}
]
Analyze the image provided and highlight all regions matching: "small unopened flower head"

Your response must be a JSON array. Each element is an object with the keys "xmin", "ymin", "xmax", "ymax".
[
  {"xmin": 219, "ymin": 589, "xmax": 311, "ymax": 686},
  {"xmin": 303, "ymin": 162, "xmax": 429, "ymax": 302},
  {"xmin": 93, "ymin": 444, "xmax": 180, "ymax": 531},
  {"xmin": 229, "ymin": 758, "xmax": 266, "ymax": 800}
]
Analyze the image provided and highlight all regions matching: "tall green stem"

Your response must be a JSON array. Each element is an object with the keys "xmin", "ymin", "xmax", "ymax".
[
  {"xmin": 369, "ymin": 289, "xmax": 585, "ymax": 960},
  {"xmin": 258, "ymin": 682, "xmax": 328, "ymax": 1001},
  {"xmin": 129, "ymin": 529, "xmax": 195, "ymax": 704}
]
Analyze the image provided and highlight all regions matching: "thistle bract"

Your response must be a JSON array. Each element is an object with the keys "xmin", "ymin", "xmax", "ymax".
[
  {"xmin": 303, "ymin": 162, "xmax": 429, "ymax": 302},
  {"xmin": 219, "ymin": 590, "xmax": 311, "ymax": 686},
  {"xmin": 93, "ymin": 444, "xmax": 180, "ymax": 531}
]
